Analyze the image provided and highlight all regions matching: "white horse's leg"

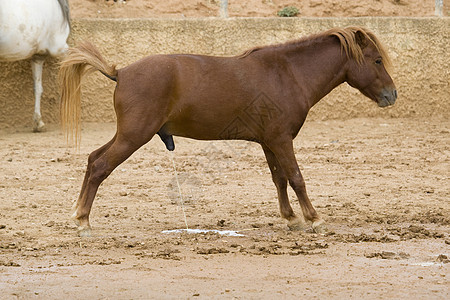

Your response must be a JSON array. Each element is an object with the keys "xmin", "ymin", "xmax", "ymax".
[{"xmin": 31, "ymin": 56, "xmax": 46, "ymax": 132}]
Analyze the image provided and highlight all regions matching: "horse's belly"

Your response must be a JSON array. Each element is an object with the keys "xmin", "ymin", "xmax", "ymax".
[
  {"xmin": 0, "ymin": 30, "xmax": 37, "ymax": 60},
  {"xmin": 165, "ymin": 115, "xmax": 262, "ymax": 141}
]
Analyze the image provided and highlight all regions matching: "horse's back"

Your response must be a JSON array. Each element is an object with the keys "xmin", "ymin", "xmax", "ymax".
[
  {"xmin": 0, "ymin": 0, "xmax": 69, "ymax": 61},
  {"xmin": 117, "ymin": 53, "xmax": 250, "ymax": 106},
  {"xmin": 115, "ymin": 53, "xmax": 277, "ymax": 141}
]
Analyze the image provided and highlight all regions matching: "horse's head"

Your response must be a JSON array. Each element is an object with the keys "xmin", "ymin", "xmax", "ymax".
[{"xmin": 340, "ymin": 28, "xmax": 397, "ymax": 107}]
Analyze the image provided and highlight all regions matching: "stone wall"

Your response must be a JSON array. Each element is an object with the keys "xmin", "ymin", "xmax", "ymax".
[{"xmin": 0, "ymin": 17, "xmax": 448, "ymax": 128}]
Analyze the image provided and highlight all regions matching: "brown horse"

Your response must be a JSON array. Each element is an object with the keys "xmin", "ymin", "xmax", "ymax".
[{"xmin": 59, "ymin": 26, "xmax": 397, "ymax": 236}]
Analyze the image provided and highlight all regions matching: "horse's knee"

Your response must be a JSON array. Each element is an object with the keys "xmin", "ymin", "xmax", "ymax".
[{"xmin": 288, "ymin": 176, "xmax": 306, "ymax": 191}]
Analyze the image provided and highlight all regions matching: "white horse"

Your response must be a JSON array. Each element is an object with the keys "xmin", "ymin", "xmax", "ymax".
[{"xmin": 0, "ymin": 0, "xmax": 70, "ymax": 131}]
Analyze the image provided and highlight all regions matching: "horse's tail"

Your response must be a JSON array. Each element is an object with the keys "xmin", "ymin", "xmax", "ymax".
[{"xmin": 59, "ymin": 41, "xmax": 117, "ymax": 145}]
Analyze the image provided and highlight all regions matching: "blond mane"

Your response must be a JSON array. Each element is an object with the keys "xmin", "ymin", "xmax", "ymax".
[
  {"xmin": 238, "ymin": 26, "xmax": 392, "ymax": 70},
  {"xmin": 330, "ymin": 27, "xmax": 392, "ymax": 71}
]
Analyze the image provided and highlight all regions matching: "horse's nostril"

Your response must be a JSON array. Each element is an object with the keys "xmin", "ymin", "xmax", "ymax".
[{"xmin": 393, "ymin": 89, "xmax": 398, "ymax": 99}]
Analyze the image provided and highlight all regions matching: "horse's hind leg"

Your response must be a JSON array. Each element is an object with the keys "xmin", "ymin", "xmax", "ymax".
[
  {"xmin": 73, "ymin": 132, "xmax": 153, "ymax": 236},
  {"xmin": 31, "ymin": 55, "xmax": 45, "ymax": 132},
  {"xmin": 71, "ymin": 134, "xmax": 116, "ymax": 226},
  {"xmin": 261, "ymin": 144, "xmax": 307, "ymax": 230},
  {"xmin": 266, "ymin": 139, "xmax": 326, "ymax": 233}
]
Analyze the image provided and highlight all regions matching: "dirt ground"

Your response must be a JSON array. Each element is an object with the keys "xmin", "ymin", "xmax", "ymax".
[{"xmin": 0, "ymin": 117, "xmax": 448, "ymax": 298}]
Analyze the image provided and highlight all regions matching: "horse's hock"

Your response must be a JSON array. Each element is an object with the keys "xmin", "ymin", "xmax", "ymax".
[{"xmin": 0, "ymin": 17, "xmax": 449, "ymax": 129}]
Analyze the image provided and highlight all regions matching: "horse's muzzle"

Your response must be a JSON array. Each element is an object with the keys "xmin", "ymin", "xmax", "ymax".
[{"xmin": 377, "ymin": 88, "xmax": 397, "ymax": 107}]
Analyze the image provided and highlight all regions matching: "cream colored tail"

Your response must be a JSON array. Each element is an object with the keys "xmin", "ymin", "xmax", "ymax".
[{"xmin": 59, "ymin": 41, "xmax": 117, "ymax": 145}]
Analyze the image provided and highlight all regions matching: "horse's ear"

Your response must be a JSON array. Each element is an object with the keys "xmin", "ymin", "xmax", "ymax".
[{"xmin": 355, "ymin": 30, "xmax": 368, "ymax": 49}]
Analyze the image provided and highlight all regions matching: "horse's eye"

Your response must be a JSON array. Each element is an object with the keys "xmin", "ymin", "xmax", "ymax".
[{"xmin": 375, "ymin": 58, "xmax": 382, "ymax": 65}]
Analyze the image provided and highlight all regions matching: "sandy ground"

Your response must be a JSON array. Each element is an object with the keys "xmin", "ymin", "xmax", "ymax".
[
  {"xmin": 70, "ymin": 0, "xmax": 440, "ymax": 18},
  {"xmin": 0, "ymin": 117, "xmax": 448, "ymax": 298}
]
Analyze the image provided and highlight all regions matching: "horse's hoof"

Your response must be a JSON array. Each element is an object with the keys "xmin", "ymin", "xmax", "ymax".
[
  {"xmin": 287, "ymin": 217, "xmax": 307, "ymax": 231},
  {"xmin": 78, "ymin": 226, "xmax": 92, "ymax": 237},
  {"xmin": 33, "ymin": 121, "xmax": 45, "ymax": 132},
  {"xmin": 312, "ymin": 219, "xmax": 327, "ymax": 234},
  {"xmin": 72, "ymin": 213, "xmax": 91, "ymax": 237}
]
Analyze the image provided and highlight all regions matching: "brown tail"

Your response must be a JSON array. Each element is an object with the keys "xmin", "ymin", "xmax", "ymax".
[{"xmin": 59, "ymin": 41, "xmax": 117, "ymax": 145}]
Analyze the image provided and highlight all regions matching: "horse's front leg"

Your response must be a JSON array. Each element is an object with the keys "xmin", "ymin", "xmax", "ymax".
[
  {"xmin": 261, "ymin": 144, "xmax": 307, "ymax": 230},
  {"xmin": 31, "ymin": 56, "xmax": 45, "ymax": 132},
  {"xmin": 266, "ymin": 139, "xmax": 327, "ymax": 233}
]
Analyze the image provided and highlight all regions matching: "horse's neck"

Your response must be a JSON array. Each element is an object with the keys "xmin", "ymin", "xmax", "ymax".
[{"xmin": 283, "ymin": 37, "xmax": 348, "ymax": 108}]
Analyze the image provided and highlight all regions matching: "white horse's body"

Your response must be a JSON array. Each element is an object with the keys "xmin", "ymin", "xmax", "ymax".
[{"xmin": 0, "ymin": 0, "xmax": 70, "ymax": 131}]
